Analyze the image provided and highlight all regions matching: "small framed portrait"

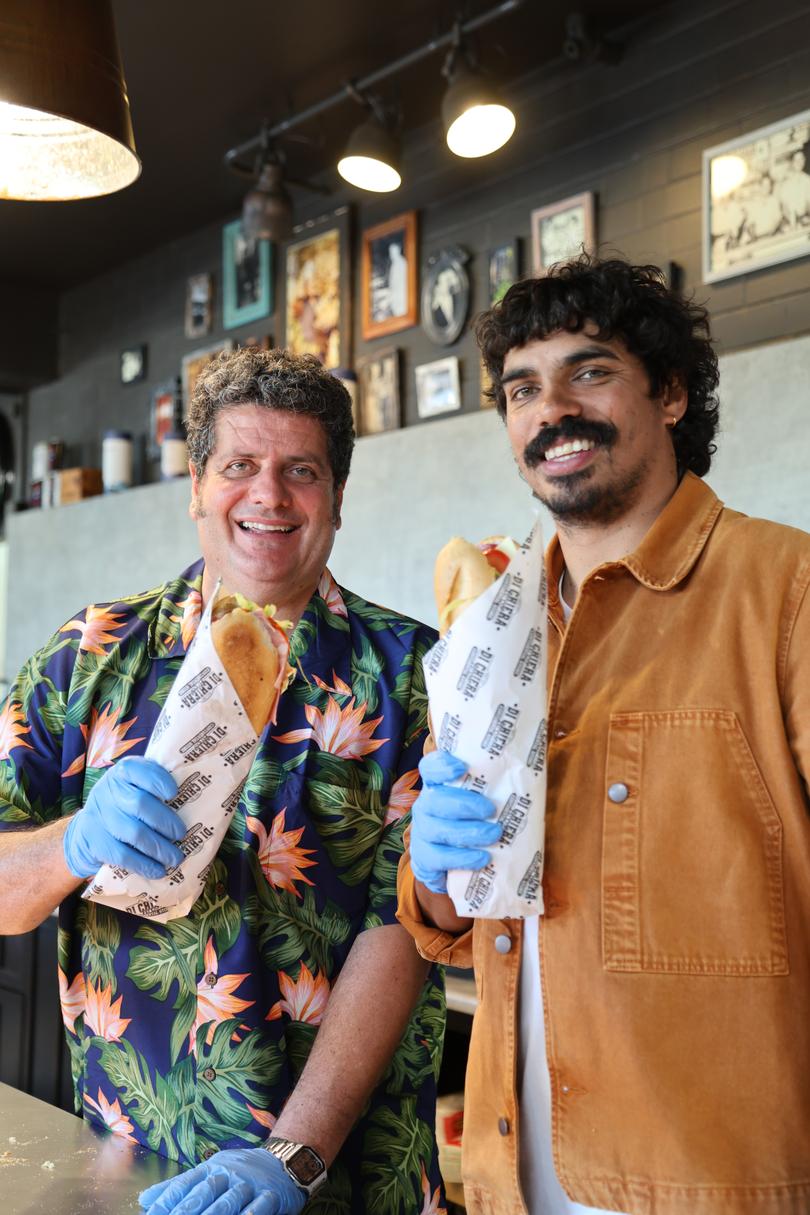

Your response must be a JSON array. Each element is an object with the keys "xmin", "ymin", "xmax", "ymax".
[
  {"xmin": 361, "ymin": 211, "xmax": 418, "ymax": 340},
  {"xmin": 222, "ymin": 220, "xmax": 273, "ymax": 330},
  {"xmin": 181, "ymin": 339, "xmax": 234, "ymax": 413},
  {"xmin": 185, "ymin": 273, "xmax": 213, "ymax": 339},
  {"xmin": 702, "ymin": 108, "xmax": 810, "ymax": 283},
  {"xmin": 149, "ymin": 379, "xmax": 180, "ymax": 458},
  {"xmin": 420, "ymin": 246, "xmax": 471, "ymax": 346},
  {"xmin": 357, "ymin": 347, "xmax": 401, "ymax": 436},
  {"xmin": 531, "ymin": 191, "xmax": 596, "ymax": 275},
  {"xmin": 480, "ymin": 356, "xmax": 496, "ymax": 409},
  {"xmin": 120, "ymin": 344, "xmax": 147, "ymax": 385},
  {"xmin": 488, "ymin": 239, "xmax": 521, "ymax": 304},
  {"xmin": 282, "ymin": 206, "xmax": 352, "ymax": 369},
  {"xmin": 414, "ymin": 355, "xmax": 462, "ymax": 420}
]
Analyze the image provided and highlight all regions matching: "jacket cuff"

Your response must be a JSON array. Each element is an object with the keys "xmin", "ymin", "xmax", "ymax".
[{"xmin": 396, "ymin": 848, "xmax": 474, "ymax": 969}]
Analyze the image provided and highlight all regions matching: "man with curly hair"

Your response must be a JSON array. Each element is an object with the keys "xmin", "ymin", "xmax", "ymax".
[
  {"xmin": 399, "ymin": 256, "xmax": 810, "ymax": 1214},
  {"xmin": 0, "ymin": 347, "xmax": 445, "ymax": 1215}
]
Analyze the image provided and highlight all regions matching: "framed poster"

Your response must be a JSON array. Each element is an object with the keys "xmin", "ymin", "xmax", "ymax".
[
  {"xmin": 703, "ymin": 108, "xmax": 810, "ymax": 283},
  {"xmin": 531, "ymin": 191, "xmax": 596, "ymax": 275},
  {"xmin": 488, "ymin": 238, "xmax": 520, "ymax": 304},
  {"xmin": 420, "ymin": 246, "xmax": 471, "ymax": 346},
  {"xmin": 357, "ymin": 347, "xmax": 400, "ymax": 436},
  {"xmin": 414, "ymin": 356, "xmax": 461, "ymax": 420},
  {"xmin": 120, "ymin": 344, "xmax": 147, "ymax": 385},
  {"xmin": 222, "ymin": 220, "xmax": 272, "ymax": 330},
  {"xmin": 149, "ymin": 379, "xmax": 179, "ymax": 457},
  {"xmin": 185, "ymin": 272, "xmax": 213, "ymax": 338},
  {"xmin": 181, "ymin": 339, "xmax": 234, "ymax": 413},
  {"xmin": 361, "ymin": 211, "xmax": 418, "ymax": 340},
  {"xmin": 282, "ymin": 206, "xmax": 352, "ymax": 369}
]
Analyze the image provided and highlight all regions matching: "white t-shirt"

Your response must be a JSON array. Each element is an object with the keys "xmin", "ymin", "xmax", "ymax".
[{"xmin": 516, "ymin": 582, "xmax": 629, "ymax": 1215}]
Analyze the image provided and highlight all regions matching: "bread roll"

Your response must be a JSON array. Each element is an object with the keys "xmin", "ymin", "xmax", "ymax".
[
  {"xmin": 211, "ymin": 606, "xmax": 282, "ymax": 734},
  {"xmin": 434, "ymin": 537, "xmax": 499, "ymax": 636}
]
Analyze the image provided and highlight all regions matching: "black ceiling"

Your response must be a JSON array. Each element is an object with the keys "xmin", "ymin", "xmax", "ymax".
[{"xmin": 0, "ymin": 0, "xmax": 669, "ymax": 290}]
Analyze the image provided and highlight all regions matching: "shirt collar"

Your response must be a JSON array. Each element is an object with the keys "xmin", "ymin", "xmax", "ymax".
[{"xmin": 545, "ymin": 472, "xmax": 724, "ymax": 598}]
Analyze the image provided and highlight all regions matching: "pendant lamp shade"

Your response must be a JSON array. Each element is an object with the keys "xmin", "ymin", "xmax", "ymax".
[
  {"xmin": 0, "ymin": 0, "xmax": 140, "ymax": 201},
  {"xmin": 338, "ymin": 117, "xmax": 401, "ymax": 192},
  {"xmin": 442, "ymin": 66, "xmax": 516, "ymax": 159},
  {"xmin": 242, "ymin": 161, "xmax": 294, "ymax": 242}
]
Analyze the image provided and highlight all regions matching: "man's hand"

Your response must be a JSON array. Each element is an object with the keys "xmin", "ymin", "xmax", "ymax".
[
  {"xmin": 139, "ymin": 1148, "xmax": 307, "ymax": 1215},
  {"xmin": 63, "ymin": 756, "xmax": 184, "ymax": 879},
  {"xmin": 410, "ymin": 749, "xmax": 502, "ymax": 893}
]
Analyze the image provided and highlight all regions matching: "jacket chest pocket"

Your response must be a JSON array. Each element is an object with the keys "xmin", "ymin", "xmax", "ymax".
[{"xmin": 602, "ymin": 710, "xmax": 788, "ymax": 976}]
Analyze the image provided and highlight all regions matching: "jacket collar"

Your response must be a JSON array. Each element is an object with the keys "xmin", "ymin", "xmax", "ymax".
[{"xmin": 546, "ymin": 472, "xmax": 724, "ymax": 599}]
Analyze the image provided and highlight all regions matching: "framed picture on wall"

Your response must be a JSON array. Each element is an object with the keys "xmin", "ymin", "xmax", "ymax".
[
  {"xmin": 420, "ymin": 246, "xmax": 471, "ymax": 346},
  {"xmin": 181, "ymin": 339, "xmax": 234, "ymax": 412},
  {"xmin": 531, "ymin": 191, "xmax": 596, "ymax": 275},
  {"xmin": 282, "ymin": 206, "xmax": 352, "ymax": 369},
  {"xmin": 185, "ymin": 272, "xmax": 213, "ymax": 338},
  {"xmin": 488, "ymin": 239, "xmax": 520, "ymax": 304},
  {"xmin": 414, "ymin": 355, "xmax": 461, "ymax": 420},
  {"xmin": 149, "ymin": 379, "xmax": 180, "ymax": 457},
  {"xmin": 357, "ymin": 347, "xmax": 401, "ymax": 436},
  {"xmin": 702, "ymin": 108, "xmax": 810, "ymax": 283},
  {"xmin": 222, "ymin": 220, "xmax": 273, "ymax": 330},
  {"xmin": 361, "ymin": 211, "xmax": 418, "ymax": 340}
]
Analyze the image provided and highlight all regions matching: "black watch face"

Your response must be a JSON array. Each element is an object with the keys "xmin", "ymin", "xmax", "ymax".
[{"xmin": 288, "ymin": 1145, "xmax": 324, "ymax": 1185}]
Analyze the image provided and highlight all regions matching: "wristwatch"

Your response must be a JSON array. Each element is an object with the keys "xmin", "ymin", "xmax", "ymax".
[{"xmin": 264, "ymin": 1137, "xmax": 328, "ymax": 1196}]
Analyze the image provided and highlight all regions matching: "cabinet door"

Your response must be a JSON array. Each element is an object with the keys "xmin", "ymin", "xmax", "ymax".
[{"xmin": 0, "ymin": 933, "xmax": 34, "ymax": 1091}]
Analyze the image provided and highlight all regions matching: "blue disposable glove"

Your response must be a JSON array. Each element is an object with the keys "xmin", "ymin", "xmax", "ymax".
[
  {"xmin": 63, "ymin": 756, "xmax": 184, "ymax": 880},
  {"xmin": 139, "ymin": 1148, "xmax": 308, "ymax": 1215},
  {"xmin": 409, "ymin": 748, "xmax": 502, "ymax": 894}
]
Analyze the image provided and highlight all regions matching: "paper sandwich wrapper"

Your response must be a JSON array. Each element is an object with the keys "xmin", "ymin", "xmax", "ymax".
[
  {"xmin": 82, "ymin": 582, "xmax": 290, "ymax": 923},
  {"xmin": 422, "ymin": 517, "xmax": 547, "ymax": 919}
]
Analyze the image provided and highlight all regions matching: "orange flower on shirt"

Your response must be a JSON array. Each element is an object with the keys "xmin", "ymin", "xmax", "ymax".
[
  {"xmin": 245, "ymin": 807, "xmax": 317, "ymax": 897},
  {"xmin": 267, "ymin": 962, "xmax": 330, "ymax": 1024},
  {"xmin": 246, "ymin": 1103, "xmax": 277, "ymax": 1131},
  {"xmin": 0, "ymin": 701, "xmax": 33, "ymax": 762},
  {"xmin": 61, "ymin": 703, "xmax": 145, "ymax": 777},
  {"xmin": 312, "ymin": 671, "xmax": 353, "ymax": 698},
  {"xmin": 189, "ymin": 937, "xmax": 254, "ymax": 1053},
  {"xmin": 384, "ymin": 768, "xmax": 420, "ymax": 826},
  {"xmin": 83, "ymin": 979, "xmax": 131, "ymax": 1041},
  {"xmin": 58, "ymin": 966, "xmax": 85, "ymax": 1034},
  {"xmin": 317, "ymin": 570, "xmax": 348, "ymax": 619},
  {"xmin": 419, "ymin": 1162, "xmax": 447, "ymax": 1215},
  {"xmin": 59, "ymin": 605, "xmax": 126, "ymax": 655},
  {"xmin": 178, "ymin": 589, "xmax": 202, "ymax": 649},
  {"xmin": 274, "ymin": 696, "xmax": 388, "ymax": 760},
  {"xmin": 84, "ymin": 1088, "xmax": 137, "ymax": 1142}
]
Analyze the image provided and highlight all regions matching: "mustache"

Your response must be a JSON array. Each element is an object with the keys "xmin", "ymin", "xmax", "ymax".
[{"xmin": 523, "ymin": 417, "xmax": 618, "ymax": 468}]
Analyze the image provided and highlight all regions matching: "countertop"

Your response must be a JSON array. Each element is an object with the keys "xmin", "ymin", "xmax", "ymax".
[{"xmin": 0, "ymin": 1082, "xmax": 180, "ymax": 1214}]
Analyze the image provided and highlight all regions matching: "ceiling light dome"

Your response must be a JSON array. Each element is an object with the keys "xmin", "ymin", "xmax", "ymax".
[
  {"xmin": 338, "ymin": 117, "xmax": 401, "ymax": 192},
  {"xmin": 0, "ymin": 0, "xmax": 140, "ymax": 201},
  {"xmin": 242, "ymin": 160, "xmax": 293, "ymax": 241},
  {"xmin": 443, "ymin": 68, "xmax": 516, "ymax": 159}
]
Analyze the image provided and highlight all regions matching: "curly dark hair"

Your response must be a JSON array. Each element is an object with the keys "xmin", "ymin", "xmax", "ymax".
[
  {"xmin": 475, "ymin": 255, "xmax": 719, "ymax": 476},
  {"xmin": 186, "ymin": 346, "xmax": 355, "ymax": 487}
]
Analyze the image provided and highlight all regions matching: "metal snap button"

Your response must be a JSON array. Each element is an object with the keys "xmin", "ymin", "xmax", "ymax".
[
  {"xmin": 607, "ymin": 782, "xmax": 629, "ymax": 803},
  {"xmin": 498, "ymin": 1116, "xmax": 510, "ymax": 1136},
  {"xmin": 494, "ymin": 933, "xmax": 512, "ymax": 954}
]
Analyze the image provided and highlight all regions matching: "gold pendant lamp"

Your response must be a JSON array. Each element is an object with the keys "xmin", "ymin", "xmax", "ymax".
[{"xmin": 0, "ymin": 0, "xmax": 140, "ymax": 201}]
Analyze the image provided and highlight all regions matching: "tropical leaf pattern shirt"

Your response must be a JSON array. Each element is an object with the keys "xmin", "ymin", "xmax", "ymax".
[{"xmin": 0, "ymin": 560, "xmax": 447, "ymax": 1215}]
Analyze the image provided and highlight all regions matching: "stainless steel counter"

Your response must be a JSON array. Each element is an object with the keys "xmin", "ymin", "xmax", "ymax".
[{"xmin": 0, "ymin": 1082, "xmax": 180, "ymax": 1214}]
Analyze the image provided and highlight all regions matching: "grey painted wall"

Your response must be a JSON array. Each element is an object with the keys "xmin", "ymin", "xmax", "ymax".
[
  {"xmin": 19, "ymin": 0, "xmax": 810, "ymax": 492},
  {"xmin": 6, "ymin": 333, "xmax": 810, "ymax": 682}
]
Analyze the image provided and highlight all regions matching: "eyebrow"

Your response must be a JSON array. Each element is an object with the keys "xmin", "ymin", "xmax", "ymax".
[
  {"xmin": 216, "ymin": 448, "xmax": 329, "ymax": 469},
  {"xmin": 501, "ymin": 344, "xmax": 621, "ymax": 386}
]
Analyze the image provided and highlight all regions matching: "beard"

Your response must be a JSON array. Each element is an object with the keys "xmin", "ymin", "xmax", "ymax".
[{"xmin": 523, "ymin": 416, "xmax": 647, "ymax": 526}]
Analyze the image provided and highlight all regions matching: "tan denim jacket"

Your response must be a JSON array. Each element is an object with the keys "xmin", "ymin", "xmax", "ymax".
[{"xmin": 398, "ymin": 474, "xmax": 810, "ymax": 1215}]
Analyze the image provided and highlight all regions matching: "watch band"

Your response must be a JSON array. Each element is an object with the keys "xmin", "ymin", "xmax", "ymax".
[{"xmin": 264, "ymin": 1136, "xmax": 328, "ymax": 1196}]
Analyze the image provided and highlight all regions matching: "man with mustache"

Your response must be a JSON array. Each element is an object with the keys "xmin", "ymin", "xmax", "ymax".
[{"xmin": 398, "ymin": 256, "xmax": 810, "ymax": 1214}]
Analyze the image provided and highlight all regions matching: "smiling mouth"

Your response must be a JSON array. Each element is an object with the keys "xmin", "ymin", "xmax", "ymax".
[
  {"xmin": 237, "ymin": 522, "xmax": 297, "ymax": 534},
  {"xmin": 543, "ymin": 439, "xmax": 597, "ymax": 463}
]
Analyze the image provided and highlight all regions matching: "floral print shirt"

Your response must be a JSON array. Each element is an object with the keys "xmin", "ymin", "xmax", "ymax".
[{"xmin": 0, "ymin": 561, "xmax": 446, "ymax": 1214}]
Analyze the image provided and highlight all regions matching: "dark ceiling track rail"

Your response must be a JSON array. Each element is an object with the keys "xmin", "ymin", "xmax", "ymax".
[{"xmin": 224, "ymin": 0, "xmax": 525, "ymax": 176}]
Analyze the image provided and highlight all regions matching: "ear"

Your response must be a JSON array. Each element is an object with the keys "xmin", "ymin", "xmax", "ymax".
[
  {"xmin": 333, "ymin": 482, "xmax": 345, "ymax": 530},
  {"xmin": 661, "ymin": 377, "xmax": 687, "ymax": 427},
  {"xmin": 188, "ymin": 461, "xmax": 201, "ymax": 520}
]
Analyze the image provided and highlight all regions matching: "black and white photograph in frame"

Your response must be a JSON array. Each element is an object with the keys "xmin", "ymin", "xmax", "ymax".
[
  {"xmin": 357, "ymin": 347, "xmax": 401, "ymax": 436},
  {"xmin": 703, "ymin": 108, "xmax": 810, "ymax": 283},
  {"xmin": 420, "ymin": 246, "xmax": 471, "ymax": 346},
  {"xmin": 414, "ymin": 355, "xmax": 461, "ymax": 419}
]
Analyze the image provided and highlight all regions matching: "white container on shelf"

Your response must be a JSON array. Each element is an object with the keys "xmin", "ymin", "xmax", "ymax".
[
  {"xmin": 102, "ymin": 430, "xmax": 133, "ymax": 492},
  {"xmin": 160, "ymin": 431, "xmax": 188, "ymax": 479}
]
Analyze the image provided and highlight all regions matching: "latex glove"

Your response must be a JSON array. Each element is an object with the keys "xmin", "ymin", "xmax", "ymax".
[
  {"xmin": 409, "ymin": 748, "xmax": 502, "ymax": 894},
  {"xmin": 139, "ymin": 1148, "xmax": 308, "ymax": 1215},
  {"xmin": 63, "ymin": 756, "xmax": 183, "ymax": 879}
]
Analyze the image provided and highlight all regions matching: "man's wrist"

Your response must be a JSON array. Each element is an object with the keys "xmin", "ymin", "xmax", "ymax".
[{"xmin": 264, "ymin": 1137, "xmax": 328, "ymax": 1196}]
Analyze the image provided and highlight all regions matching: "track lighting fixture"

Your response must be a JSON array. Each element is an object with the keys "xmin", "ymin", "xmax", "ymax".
[{"xmin": 338, "ymin": 90, "xmax": 401, "ymax": 193}]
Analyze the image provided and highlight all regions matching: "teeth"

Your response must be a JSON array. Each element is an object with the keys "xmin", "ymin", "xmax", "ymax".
[
  {"xmin": 240, "ymin": 522, "xmax": 293, "ymax": 533},
  {"xmin": 545, "ymin": 439, "xmax": 596, "ymax": 461}
]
